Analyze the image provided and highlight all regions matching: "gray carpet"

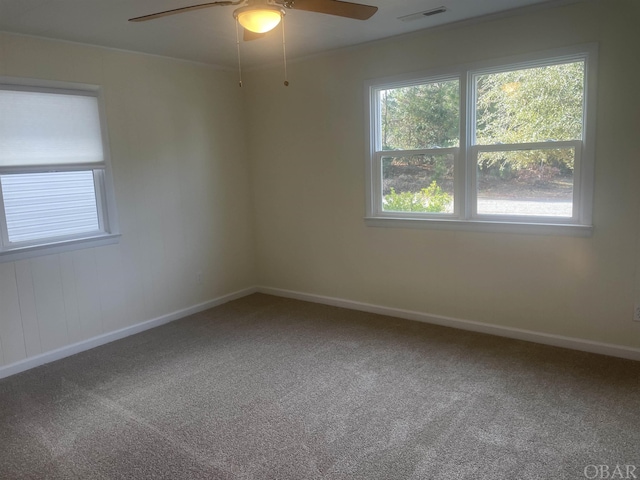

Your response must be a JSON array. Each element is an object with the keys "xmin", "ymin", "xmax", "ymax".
[{"xmin": 1, "ymin": 293, "xmax": 639, "ymax": 480}]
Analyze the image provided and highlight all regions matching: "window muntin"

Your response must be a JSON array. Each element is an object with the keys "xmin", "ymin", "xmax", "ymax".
[
  {"xmin": 0, "ymin": 81, "xmax": 118, "ymax": 258},
  {"xmin": 366, "ymin": 46, "xmax": 596, "ymax": 232},
  {"xmin": 470, "ymin": 59, "xmax": 585, "ymax": 223},
  {"xmin": 371, "ymin": 77, "xmax": 459, "ymax": 217}
]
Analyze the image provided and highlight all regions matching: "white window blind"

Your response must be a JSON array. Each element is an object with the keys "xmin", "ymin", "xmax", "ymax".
[
  {"xmin": 1, "ymin": 171, "xmax": 100, "ymax": 243},
  {"xmin": 0, "ymin": 80, "xmax": 119, "ymax": 260},
  {"xmin": 0, "ymin": 89, "xmax": 104, "ymax": 167}
]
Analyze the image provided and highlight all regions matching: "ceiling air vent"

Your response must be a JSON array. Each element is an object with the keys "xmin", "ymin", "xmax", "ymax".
[{"xmin": 398, "ymin": 6, "xmax": 447, "ymax": 22}]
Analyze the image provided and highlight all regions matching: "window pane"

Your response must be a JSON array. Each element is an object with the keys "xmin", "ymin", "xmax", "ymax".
[
  {"xmin": 476, "ymin": 148, "xmax": 574, "ymax": 217},
  {"xmin": 475, "ymin": 61, "xmax": 584, "ymax": 145},
  {"xmin": 382, "ymin": 153, "xmax": 454, "ymax": 214},
  {"xmin": 380, "ymin": 80, "xmax": 459, "ymax": 150},
  {"xmin": 1, "ymin": 171, "xmax": 100, "ymax": 243},
  {"xmin": 0, "ymin": 89, "xmax": 104, "ymax": 167}
]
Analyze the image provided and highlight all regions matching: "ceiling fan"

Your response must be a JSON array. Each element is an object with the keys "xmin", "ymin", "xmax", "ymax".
[
  {"xmin": 129, "ymin": 0, "xmax": 378, "ymax": 86},
  {"xmin": 129, "ymin": 0, "xmax": 378, "ymax": 41}
]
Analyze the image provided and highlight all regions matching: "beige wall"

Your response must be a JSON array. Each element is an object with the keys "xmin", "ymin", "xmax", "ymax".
[
  {"xmin": 245, "ymin": 1, "xmax": 640, "ymax": 348},
  {"xmin": 0, "ymin": 34, "xmax": 256, "ymax": 367}
]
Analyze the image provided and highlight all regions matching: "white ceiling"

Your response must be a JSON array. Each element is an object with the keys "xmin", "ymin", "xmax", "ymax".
[{"xmin": 0, "ymin": 0, "xmax": 559, "ymax": 69}]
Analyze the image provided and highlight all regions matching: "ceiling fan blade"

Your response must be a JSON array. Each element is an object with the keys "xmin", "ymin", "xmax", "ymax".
[
  {"xmin": 285, "ymin": 0, "xmax": 377, "ymax": 20},
  {"xmin": 243, "ymin": 29, "xmax": 266, "ymax": 41},
  {"xmin": 128, "ymin": 1, "xmax": 240, "ymax": 22}
]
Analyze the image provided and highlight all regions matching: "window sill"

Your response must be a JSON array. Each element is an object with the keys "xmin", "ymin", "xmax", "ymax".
[
  {"xmin": 0, "ymin": 233, "xmax": 121, "ymax": 263},
  {"xmin": 364, "ymin": 217, "xmax": 593, "ymax": 237}
]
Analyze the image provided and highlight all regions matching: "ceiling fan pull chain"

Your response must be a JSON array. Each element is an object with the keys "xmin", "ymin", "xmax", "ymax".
[
  {"xmin": 235, "ymin": 18, "xmax": 243, "ymax": 87},
  {"xmin": 282, "ymin": 15, "xmax": 289, "ymax": 86}
]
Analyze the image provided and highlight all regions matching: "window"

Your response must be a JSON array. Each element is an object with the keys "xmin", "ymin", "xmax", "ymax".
[
  {"xmin": 366, "ymin": 45, "xmax": 597, "ymax": 235},
  {"xmin": 0, "ymin": 80, "xmax": 119, "ymax": 260}
]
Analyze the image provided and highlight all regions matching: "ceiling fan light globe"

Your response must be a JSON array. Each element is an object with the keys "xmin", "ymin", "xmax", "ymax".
[{"xmin": 236, "ymin": 8, "xmax": 283, "ymax": 33}]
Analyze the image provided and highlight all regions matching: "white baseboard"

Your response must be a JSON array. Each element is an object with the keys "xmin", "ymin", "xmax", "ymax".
[
  {"xmin": 257, "ymin": 286, "xmax": 640, "ymax": 362},
  {"xmin": 0, "ymin": 287, "xmax": 257, "ymax": 380},
  {"xmin": 3, "ymin": 284, "xmax": 637, "ymax": 380}
]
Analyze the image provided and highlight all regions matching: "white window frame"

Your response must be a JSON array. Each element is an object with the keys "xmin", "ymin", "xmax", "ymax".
[
  {"xmin": 0, "ymin": 77, "xmax": 120, "ymax": 262},
  {"xmin": 365, "ymin": 44, "xmax": 598, "ymax": 236}
]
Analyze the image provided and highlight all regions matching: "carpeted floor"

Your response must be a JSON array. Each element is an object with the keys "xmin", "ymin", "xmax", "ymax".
[{"xmin": 1, "ymin": 293, "xmax": 639, "ymax": 479}]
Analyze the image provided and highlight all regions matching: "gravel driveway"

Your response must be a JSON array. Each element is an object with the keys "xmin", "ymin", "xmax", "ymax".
[{"xmin": 477, "ymin": 198, "xmax": 572, "ymax": 217}]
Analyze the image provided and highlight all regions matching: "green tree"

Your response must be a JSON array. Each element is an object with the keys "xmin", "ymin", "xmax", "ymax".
[
  {"xmin": 380, "ymin": 81, "xmax": 459, "ymax": 203},
  {"xmin": 381, "ymin": 80, "xmax": 459, "ymax": 151},
  {"xmin": 475, "ymin": 61, "xmax": 584, "ymax": 172},
  {"xmin": 379, "ymin": 61, "xmax": 585, "ymax": 195}
]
